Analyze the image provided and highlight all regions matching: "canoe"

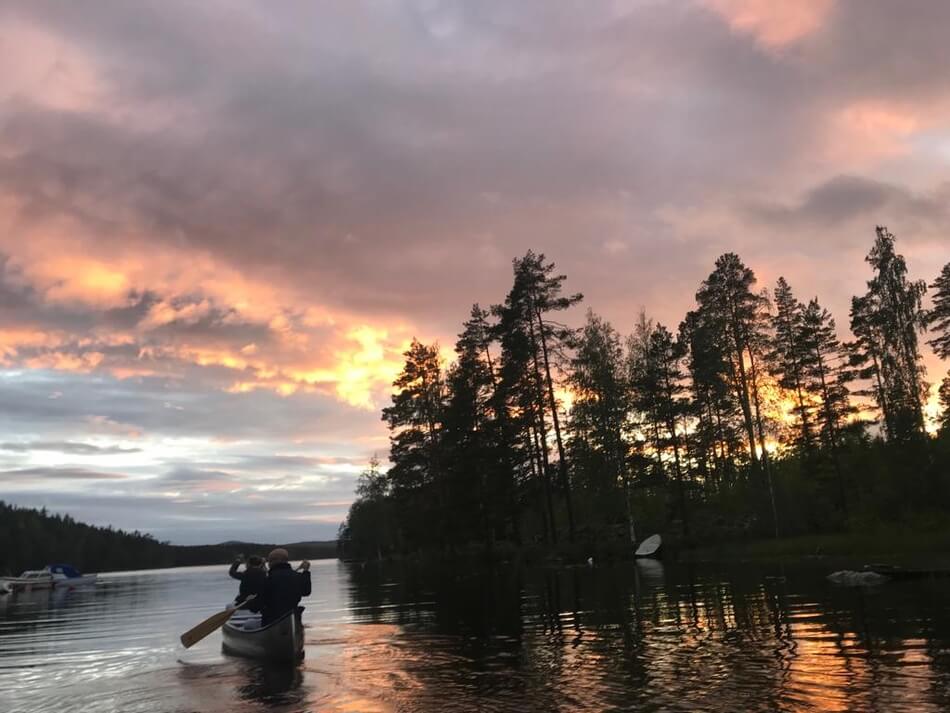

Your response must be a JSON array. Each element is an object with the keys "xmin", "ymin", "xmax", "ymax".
[
  {"xmin": 634, "ymin": 534, "xmax": 662, "ymax": 558},
  {"xmin": 222, "ymin": 607, "xmax": 304, "ymax": 663}
]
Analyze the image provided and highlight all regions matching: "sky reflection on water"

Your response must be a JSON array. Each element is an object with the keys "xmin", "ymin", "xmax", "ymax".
[{"xmin": 2, "ymin": 559, "xmax": 950, "ymax": 712}]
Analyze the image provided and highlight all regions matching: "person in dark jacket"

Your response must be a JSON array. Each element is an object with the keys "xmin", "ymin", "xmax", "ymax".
[
  {"xmin": 228, "ymin": 555, "xmax": 267, "ymax": 611},
  {"xmin": 259, "ymin": 548, "xmax": 311, "ymax": 626}
]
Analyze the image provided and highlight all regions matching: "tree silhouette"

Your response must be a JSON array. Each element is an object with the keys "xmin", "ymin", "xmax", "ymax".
[{"xmin": 928, "ymin": 262, "xmax": 950, "ymax": 360}]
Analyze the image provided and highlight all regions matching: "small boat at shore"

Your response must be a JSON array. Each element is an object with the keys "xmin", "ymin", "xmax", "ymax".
[
  {"xmin": 47, "ymin": 564, "xmax": 98, "ymax": 588},
  {"xmin": 0, "ymin": 570, "xmax": 55, "ymax": 594},
  {"xmin": 0, "ymin": 564, "xmax": 97, "ymax": 594},
  {"xmin": 634, "ymin": 534, "xmax": 662, "ymax": 558},
  {"xmin": 222, "ymin": 607, "xmax": 304, "ymax": 663}
]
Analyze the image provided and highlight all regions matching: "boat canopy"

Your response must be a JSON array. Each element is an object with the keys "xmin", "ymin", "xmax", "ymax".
[{"xmin": 47, "ymin": 564, "xmax": 81, "ymax": 578}]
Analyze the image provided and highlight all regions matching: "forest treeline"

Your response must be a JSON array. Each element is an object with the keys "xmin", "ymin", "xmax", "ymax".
[
  {"xmin": 0, "ymin": 500, "xmax": 337, "ymax": 575},
  {"xmin": 340, "ymin": 226, "xmax": 950, "ymax": 560}
]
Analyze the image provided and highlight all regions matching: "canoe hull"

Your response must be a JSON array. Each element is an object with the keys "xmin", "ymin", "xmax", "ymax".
[{"xmin": 222, "ymin": 609, "xmax": 304, "ymax": 663}]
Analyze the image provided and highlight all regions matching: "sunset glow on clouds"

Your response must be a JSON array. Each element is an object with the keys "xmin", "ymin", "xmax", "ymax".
[{"xmin": 0, "ymin": 0, "xmax": 948, "ymax": 542}]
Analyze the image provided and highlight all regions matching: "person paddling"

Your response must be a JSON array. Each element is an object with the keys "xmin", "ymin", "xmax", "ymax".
[
  {"xmin": 259, "ymin": 548, "xmax": 311, "ymax": 626},
  {"xmin": 228, "ymin": 555, "xmax": 266, "ymax": 611}
]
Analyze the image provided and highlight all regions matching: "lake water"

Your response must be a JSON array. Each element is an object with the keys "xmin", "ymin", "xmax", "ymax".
[{"xmin": 2, "ymin": 558, "xmax": 950, "ymax": 712}]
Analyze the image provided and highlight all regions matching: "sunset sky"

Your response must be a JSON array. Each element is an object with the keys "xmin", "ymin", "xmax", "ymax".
[{"xmin": 1, "ymin": 0, "xmax": 948, "ymax": 544}]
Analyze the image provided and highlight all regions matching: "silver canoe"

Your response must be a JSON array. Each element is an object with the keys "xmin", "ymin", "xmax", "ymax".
[{"xmin": 221, "ymin": 608, "xmax": 304, "ymax": 663}]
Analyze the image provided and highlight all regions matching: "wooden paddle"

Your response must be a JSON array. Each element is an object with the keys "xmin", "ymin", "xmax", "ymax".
[{"xmin": 180, "ymin": 595, "xmax": 257, "ymax": 649}]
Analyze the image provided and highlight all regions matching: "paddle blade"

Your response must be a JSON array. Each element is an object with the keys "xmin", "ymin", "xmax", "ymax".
[{"xmin": 180, "ymin": 607, "xmax": 236, "ymax": 649}]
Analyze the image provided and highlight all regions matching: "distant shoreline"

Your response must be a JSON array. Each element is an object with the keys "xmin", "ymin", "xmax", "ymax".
[
  {"xmin": 92, "ymin": 554, "xmax": 340, "ymax": 576},
  {"xmin": 0, "ymin": 500, "xmax": 341, "ymax": 576}
]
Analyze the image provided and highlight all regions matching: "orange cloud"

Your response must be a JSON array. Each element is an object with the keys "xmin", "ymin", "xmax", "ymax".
[
  {"xmin": 0, "ymin": 188, "xmax": 423, "ymax": 411},
  {"xmin": 701, "ymin": 0, "xmax": 834, "ymax": 49},
  {"xmin": 826, "ymin": 101, "xmax": 921, "ymax": 164}
]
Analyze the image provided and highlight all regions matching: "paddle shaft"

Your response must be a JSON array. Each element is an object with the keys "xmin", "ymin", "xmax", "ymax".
[{"xmin": 180, "ymin": 595, "xmax": 256, "ymax": 649}]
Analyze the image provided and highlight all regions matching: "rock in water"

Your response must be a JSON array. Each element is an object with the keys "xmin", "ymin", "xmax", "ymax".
[{"xmin": 827, "ymin": 570, "xmax": 888, "ymax": 586}]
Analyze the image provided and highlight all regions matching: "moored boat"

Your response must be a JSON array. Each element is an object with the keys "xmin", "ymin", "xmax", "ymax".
[
  {"xmin": 46, "ymin": 564, "xmax": 98, "ymax": 588},
  {"xmin": 222, "ymin": 607, "xmax": 304, "ymax": 663},
  {"xmin": 0, "ymin": 570, "xmax": 55, "ymax": 593},
  {"xmin": 634, "ymin": 533, "xmax": 662, "ymax": 558}
]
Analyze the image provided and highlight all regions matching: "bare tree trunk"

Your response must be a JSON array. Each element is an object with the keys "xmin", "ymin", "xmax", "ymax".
[
  {"xmin": 530, "ymin": 421, "xmax": 557, "ymax": 545},
  {"xmin": 747, "ymin": 346, "xmax": 779, "ymax": 538},
  {"xmin": 533, "ymin": 306, "xmax": 576, "ymax": 542}
]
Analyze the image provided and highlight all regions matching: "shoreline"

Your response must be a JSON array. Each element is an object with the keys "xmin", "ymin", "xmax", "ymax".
[
  {"xmin": 344, "ymin": 526, "xmax": 950, "ymax": 572},
  {"xmin": 682, "ymin": 528, "xmax": 950, "ymax": 570}
]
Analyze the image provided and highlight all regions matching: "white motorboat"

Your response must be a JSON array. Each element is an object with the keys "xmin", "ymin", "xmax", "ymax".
[
  {"xmin": 0, "ymin": 570, "xmax": 55, "ymax": 594},
  {"xmin": 222, "ymin": 607, "xmax": 304, "ymax": 663},
  {"xmin": 46, "ymin": 564, "xmax": 98, "ymax": 588}
]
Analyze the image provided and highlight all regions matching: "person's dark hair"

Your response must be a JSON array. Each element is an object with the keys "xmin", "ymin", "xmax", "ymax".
[{"xmin": 247, "ymin": 555, "xmax": 264, "ymax": 568}]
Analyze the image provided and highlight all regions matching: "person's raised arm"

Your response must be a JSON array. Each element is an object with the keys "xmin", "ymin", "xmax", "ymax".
[
  {"xmin": 298, "ymin": 560, "xmax": 312, "ymax": 597},
  {"xmin": 228, "ymin": 557, "xmax": 245, "ymax": 581}
]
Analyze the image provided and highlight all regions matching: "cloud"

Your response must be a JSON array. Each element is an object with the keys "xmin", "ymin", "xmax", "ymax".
[
  {"xmin": 0, "ymin": 0, "xmax": 948, "ymax": 542},
  {"xmin": 700, "ymin": 0, "xmax": 834, "ymax": 49},
  {"xmin": 0, "ymin": 441, "xmax": 142, "ymax": 455},
  {"xmin": 0, "ymin": 466, "xmax": 128, "ymax": 481},
  {"xmin": 745, "ymin": 176, "xmax": 950, "ymax": 232}
]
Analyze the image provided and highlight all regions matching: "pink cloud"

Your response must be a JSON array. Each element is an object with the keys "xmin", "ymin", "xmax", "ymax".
[{"xmin": 701, "ymin": 0, "xmax": 834, "ymax": 49}]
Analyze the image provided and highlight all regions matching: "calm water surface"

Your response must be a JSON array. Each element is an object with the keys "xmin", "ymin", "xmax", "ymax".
[{"xmin": 2, "ymin": 558, "xmax": 950, "ymax": 712}]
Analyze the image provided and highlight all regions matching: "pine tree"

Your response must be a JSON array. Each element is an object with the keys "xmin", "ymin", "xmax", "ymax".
[
  {"xmin": 850, "ymin": 227, "xmax": 928, "ymax": 441},
  {"xmin": 696, "ymin": 254, "xmax": 772, "ymax": 473},
  {"xmin": 345, "ymin": 456, "xmax": 394, "ymax": 558},
  {"xmin": 799, "ymin": 297, "xmax": 854, "ymax": 511},
  {"xmin": 928, "ymin": 262, "xmax": 950, "ymax": 360},
  {"xmin": 679, "ymin": 309, "xmax": 743, "ymax": 490},
  {"xmin": 381, "ymin": 339, "xmax": 445, "ymax": 549},
  {"xmin": 696, "ymin": 254, "xmax": 778, "ymax": 534},
  {"xmin": 494, "ymin": 282, "xmax": 558, "ymax": 543},
  {"xmin": 442, "ymin": 305, "xmax": 513, "ymax": 547},
  {"xmin": 502, "ymin": 252, "xmax": 583, "ymax": 541},
  {"xmin": 769, "ymin": 277, "xmax": 815, "ymax": 453},
  {"xmin": 847, "ymin": 293, "xmax": 893, "ymax": 436},
  {"xmin": 568, "ymin": 311, "xmax": 634, "ymax": 540},
  {"xmin": 648, "ymin": 324, "xmax": 691, "ymax": 534},
  {"xmin": 627, "ymin": 312, "xmax": 665, "ymax": 481},
  {"xmin": 939, "ymin": 371, "xmax": 950, "ymax": 434}
]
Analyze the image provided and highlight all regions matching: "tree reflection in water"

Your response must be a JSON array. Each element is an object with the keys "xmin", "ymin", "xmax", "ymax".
[{"xmin": 336, "ymin": 560, "xmax": 950, "ymax": 712}]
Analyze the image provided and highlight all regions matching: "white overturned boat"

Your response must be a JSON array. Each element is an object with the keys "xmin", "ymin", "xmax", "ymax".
[
  {"xmin": 47, "ymin": 564, "xmax": 98, "ymax": 588},
  {"xmin": 0, "ymin": 570, "xmax": 54, "ymax": 594},
  {"xmin": 634, "ymin": 534, "xmax": 662, "ymax": 558},
  {"xmin": 222, "ymin": 607, "xmax": 304, "ymax": 663}
]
